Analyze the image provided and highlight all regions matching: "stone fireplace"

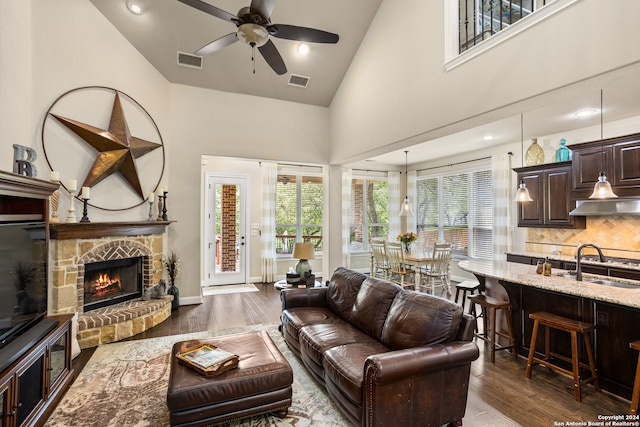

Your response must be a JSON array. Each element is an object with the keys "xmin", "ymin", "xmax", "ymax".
[
  {"xmin": 50, "ymin": 221, "xmax": 172, "ymax": 349},
  {"xmin": 83, "ymin": 256, "xmax": 143, "ymax": 311}
]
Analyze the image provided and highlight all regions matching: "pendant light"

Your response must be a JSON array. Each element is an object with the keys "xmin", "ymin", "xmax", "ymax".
[
  {"xmin": 588, "ymin": 90, "xmax": 618, "ymax": 199},
  {"xmin": 514, "ymin": 114, "xmax": 534, "ymax": 202},
  {"xmin": 398, "ymin": 150, "xmax": 415, "ymax": 216}
]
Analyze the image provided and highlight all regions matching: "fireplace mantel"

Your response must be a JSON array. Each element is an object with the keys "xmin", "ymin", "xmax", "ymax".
[{"xmin": 50, "ymin": 221, "xmax": 173, "ymax": 240}]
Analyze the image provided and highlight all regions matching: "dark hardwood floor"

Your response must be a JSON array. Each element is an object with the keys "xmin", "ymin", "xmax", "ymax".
[{"xmin": 73, "ymin": 283, "xmax": 631, "ymax": 426}]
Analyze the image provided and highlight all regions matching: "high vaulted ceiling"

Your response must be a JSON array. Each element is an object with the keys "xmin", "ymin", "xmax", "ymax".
[
  {"xmin": 90, "ymin": 0, "xmax": 382, "ymax": 107},
  {"xmin": 90, "ymin": 1, "xmax": 640, "ymax": 168}
]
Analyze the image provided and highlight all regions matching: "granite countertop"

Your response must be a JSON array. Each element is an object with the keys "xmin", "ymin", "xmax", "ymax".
[
  {"xmin": 458, "ymin": 259, "xmax": 640, "ymax": 310},
  {"xmin": 506, "ymin": 251, "xmax": 640, "ymax": 271}
]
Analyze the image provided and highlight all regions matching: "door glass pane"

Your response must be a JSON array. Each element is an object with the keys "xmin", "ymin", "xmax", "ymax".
[
  {"xmin": 50, "ymin": 331, "xmax": 68, "ymax": 387},
  {"xmin": 0, "ymin": 385, "xmax": 4, "ymax": 427},
  {"xmin": 17, "ymin": 353, "xmax": 44, "ymax": 425},
  {"xmin": 300, "ymin": 176, "xmax": 323, "ymax": 250},
  {"xmin": 215, "ymin": 183, "xmax": 240, "ymax": 273}
]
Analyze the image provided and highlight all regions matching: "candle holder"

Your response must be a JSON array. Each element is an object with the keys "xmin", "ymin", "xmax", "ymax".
[
  {"xmin": 50, "ymin": 185, "xmax": 60, "ymax": 223},
  {"xmin": 156, "ymin": 194, "xmax": 164, "ymax": 221},
  {"xmin": 80, "ymin": 198, "xmax": 90, "ymax": 223},
  {"xmin": 147, "ymin": 200, "xmax": 155, "ymax": 221},
  {"xmin": 66, "ymin": 189, "xmax": 77, "ymax": 223},
  {"xmin": 162, "ymin": 191, "xmax": 168, "ymax": 221}
]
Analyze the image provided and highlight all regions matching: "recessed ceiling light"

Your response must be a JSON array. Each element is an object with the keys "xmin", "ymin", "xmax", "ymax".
[
  {"xmin": 126, "ymin": 0, "xmax": 144, "ymax": 15},
  {"xmin": 297, "ymin": 43, "xmax": 310, "ymax": 56},
  {"xmin": 574, "ymin": 109, "xmax": 598, "ymax": 118},
  {"xmin": 483, "ymin": 135, "xmax": 494, "ymax": 141}
]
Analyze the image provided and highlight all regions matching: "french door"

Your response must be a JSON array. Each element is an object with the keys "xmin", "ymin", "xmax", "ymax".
[{"xmin": 204, "ymin": 174, "xmax": 248, "ymax": 286}]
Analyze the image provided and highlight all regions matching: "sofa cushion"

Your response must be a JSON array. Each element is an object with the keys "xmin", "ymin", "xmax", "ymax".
[
  {"xmin": 325, "ymin": 268, "xmax": 367, "ymax": 321},
  {"xmin": 381, "ymin": 291, "xmax": 463, "ymax": 350},
  {"xmin": 299, "ymin": 322, "xmax": 378, "ymax": 370},
  {"xmin": 323, "ymin": 341, "xmax": 390, "ymax": 406},
  {"xmin": 281, "ymin": 306, "xmax": 347, "ymax": 355},
  {"xmin": 349, "ymin": 277, "xmax": 402, "ymax": 341}
]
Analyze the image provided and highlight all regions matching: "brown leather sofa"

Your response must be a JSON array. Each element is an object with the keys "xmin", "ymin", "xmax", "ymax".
[{"xmin": 280, "ymin": 267, "xmax": 479, "ymax": 427}]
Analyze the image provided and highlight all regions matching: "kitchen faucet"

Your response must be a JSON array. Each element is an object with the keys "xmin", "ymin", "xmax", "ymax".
[{"xmin": 575, "ymin": 243, "xmax": 606, "ymax": 281}]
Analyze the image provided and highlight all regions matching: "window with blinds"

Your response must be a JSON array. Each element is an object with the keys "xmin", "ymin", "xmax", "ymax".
[
  {"xmin": 416, "ymin": 169, "xmax": 493, "ymax": 259},
  {"xmin": 275, "ymin": 173, "xmax": 323, "ymax": 255}
]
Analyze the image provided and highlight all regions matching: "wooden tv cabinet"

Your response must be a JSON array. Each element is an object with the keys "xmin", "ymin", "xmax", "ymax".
[
  {"xmin": 0, "ymin": 314, "xmax": 74, "ymax": 427},
  {"xmin": 1, "ymin": 171, "xmax": 71, "ymax": 426}
]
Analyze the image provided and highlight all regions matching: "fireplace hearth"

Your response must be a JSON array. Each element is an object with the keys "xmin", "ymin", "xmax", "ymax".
[
  {"xmin": 49, "ymin": 221, "xmax": 173, "ymax": 349},
  {"xmin": 83, "ymin": 257, "xmax": 143, "ymax": 311}
]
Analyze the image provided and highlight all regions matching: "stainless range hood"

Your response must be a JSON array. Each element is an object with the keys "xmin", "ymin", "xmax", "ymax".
[{"xmin": 569, "ymin": 199, "xmax": 640, "ymax": 216}]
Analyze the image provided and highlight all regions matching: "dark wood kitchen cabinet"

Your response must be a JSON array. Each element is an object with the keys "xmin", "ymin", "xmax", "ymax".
[
  {"xmin": 572, "ymin": 132, "xmax": 640, "ymax": 199},
  {"xmin": 498, "ymin": 280, "xmax": 637, "ymax": 400},
  {"xmin": 514, "ymin": 162, "xmax": 585, "ymax": 229},
  {"xmin": 592, "ymin": 302, "xmax": 640, "ymax": 399}
]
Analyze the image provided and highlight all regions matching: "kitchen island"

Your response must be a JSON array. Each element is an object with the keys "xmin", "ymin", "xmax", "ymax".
[{"xmin": 459, "ymin": 259, "xmax": 640, "ymax": 400}]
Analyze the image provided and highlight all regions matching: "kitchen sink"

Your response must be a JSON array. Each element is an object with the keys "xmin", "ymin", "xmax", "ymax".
[
  {"xmin": 551, "ymin": 271, "xmax": 640, "ymax": 288},
  {"xmin": 585, "ymin": 279, "xmax": 640, "ymax": 289},
  {"xmin": 553, "ymin": 273, "xmax": 576, "ymax": 280}
]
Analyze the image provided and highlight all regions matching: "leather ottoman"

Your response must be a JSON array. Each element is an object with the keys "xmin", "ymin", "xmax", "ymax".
[{"xmin": 167, "ymin": 331, "xmax": 293, "ymax": 426}]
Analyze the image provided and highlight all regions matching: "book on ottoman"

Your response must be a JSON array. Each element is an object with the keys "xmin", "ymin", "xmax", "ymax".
[{"xmin": 175, "ymin": 340, "xmax": 239, "ymax": 376}]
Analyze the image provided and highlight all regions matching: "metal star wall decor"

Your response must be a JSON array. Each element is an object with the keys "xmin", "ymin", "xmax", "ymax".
[{"xmin": 50, "ymin": 92, "xmax": 161, "ymax": 199}]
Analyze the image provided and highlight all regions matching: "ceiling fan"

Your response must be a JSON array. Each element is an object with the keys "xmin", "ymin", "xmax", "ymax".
[{"xmin": 177, "ymin": 0, "xmax": 340, "ymax": 75}]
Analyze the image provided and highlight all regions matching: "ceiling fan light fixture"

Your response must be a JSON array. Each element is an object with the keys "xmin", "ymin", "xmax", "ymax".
[
  {"xmin": 237, "ymin": 23, "xmax": 269, "ymax": 47},
  {"xmin": 297, "ymin": 43, "xmax": 310, "ymax": 56}
]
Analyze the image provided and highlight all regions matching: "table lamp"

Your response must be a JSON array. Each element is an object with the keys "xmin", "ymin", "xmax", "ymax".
[{"xmin": 292, "ymin": 242, "xmax": 315, "ymax": 276}]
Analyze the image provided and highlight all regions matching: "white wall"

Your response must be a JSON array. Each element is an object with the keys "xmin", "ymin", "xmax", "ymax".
[
  {"xmin": 0, "ymin": 0, "xmax": 331, "ymax": 305},
  {"xmin": 166, "ymin": 85, "xmax": 329, "ymax": 302},
  {"xmin": 330, "ymin": 0, "xmax": 640, "ymax": 164}
]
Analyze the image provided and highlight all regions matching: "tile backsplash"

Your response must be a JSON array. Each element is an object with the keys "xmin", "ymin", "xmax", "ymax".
[{"xmin": 526, "ymin": 216, "xmax": 640, "ymax": 260}]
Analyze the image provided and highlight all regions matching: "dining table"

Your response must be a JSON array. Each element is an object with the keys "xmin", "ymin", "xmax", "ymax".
[
  {"xmin": 405, "ymin": 251, "xmax": 452, "ymax": 295},
  {"xmin": 369, "ymin": 249, "xmax": 452, "ymax": 295}
]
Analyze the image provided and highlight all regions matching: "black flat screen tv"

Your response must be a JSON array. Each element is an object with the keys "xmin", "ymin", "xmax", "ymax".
[{"xmin": 0, "ymin": 220, "xmax": 48, "ymax": 350}]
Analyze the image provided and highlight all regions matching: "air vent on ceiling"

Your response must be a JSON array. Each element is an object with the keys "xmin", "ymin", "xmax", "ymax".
[
  {"xmin": 177, "ymin": 51, "xmax": 203, "ymax": 69},
  {"xmin": 288, "ymin": 74, "xmax": 310, "ymax": 88}
]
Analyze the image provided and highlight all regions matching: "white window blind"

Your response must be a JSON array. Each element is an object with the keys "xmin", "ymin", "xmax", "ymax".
[{"xmin": 416, "ymin": 168, "xmax": 493, "ymax": 259}]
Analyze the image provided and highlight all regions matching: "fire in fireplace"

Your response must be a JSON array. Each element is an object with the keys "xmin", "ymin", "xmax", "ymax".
[{"xmin": 83, "ymin": 257, "xmax": 143, "ymax": 311}]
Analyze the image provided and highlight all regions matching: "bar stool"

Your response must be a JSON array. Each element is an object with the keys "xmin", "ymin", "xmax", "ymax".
[
  {"xmin": 467, "ymin": 293, "xmax": 516, "ymax": 363},
  {"xmin": 525, "ymin": 312, "xmax": 599, "ymax": 402},
  {"xmin": 630, "ymin": 340, "xmax": 640, "ymax": 415},
  {"xmin": 454, "ymin": 280, "xmax": 480, "ymax": 312}
]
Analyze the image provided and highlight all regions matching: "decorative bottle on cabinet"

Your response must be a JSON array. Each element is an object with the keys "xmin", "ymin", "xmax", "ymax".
[
  {"xmin": 555, "ymin": 139, "xmax": 572, "ymax": 162},
  {"xmin": 525, "ymin": 138, "xmax": 545, "ymax": 166}
]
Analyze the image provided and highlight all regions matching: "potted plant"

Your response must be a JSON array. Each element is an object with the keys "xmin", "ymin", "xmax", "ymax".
[
  {"xmin": 397, "ymin": 232, "xmax": 418, "ymax": 253},
  {"xmin": 163, "ymin": 251, "xmax": 180, "ymax": 311}
]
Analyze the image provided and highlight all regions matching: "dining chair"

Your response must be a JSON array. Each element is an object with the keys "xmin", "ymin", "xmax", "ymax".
[
  {"xmin": 419, "ymin": 242, "xmax": 453, "ymax": 296},
  {"xmin": 384, "ymin": 241, "xmax": 415, "ymax": 290},
  {"xmin": 370, "ymin": 238, "xmax": 390, "ymax": 279}
]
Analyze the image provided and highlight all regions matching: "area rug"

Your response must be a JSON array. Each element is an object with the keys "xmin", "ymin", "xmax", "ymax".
[
  {"xmin": 202, "ymin": 283, "xmax": 259, "ymax": 296},
  {"xmin": 45, "ymin": 324, "xmax": 349, "ymax": 427}
]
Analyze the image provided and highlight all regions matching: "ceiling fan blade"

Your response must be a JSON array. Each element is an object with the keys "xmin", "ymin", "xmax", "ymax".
[
  {"xmin": 258, "ymin": 39, "xmax": 287, "ymax": 75},
  {"xmin": 250, "ymin": 0, "xmax": 276, "ymax": 19},
  {"xmin": 270, "ymin": 24, "xmax": 339, "ymax": 43},
  {"xmin": 177, "ymin": 0, "xmax": 237, "ymax": 24},
  {"xmin": 195, "ymin": 32, "xmax": 239, "ymax": 56}
]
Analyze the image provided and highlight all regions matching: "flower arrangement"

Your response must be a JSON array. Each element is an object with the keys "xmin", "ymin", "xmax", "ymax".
[
  {"xmin": 397, "ymin": 232, "xmax": 417, "ymax": 244},
  {"xmin": 163, "ymin": 251, "xmax": 180, "ymax": 287}
]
